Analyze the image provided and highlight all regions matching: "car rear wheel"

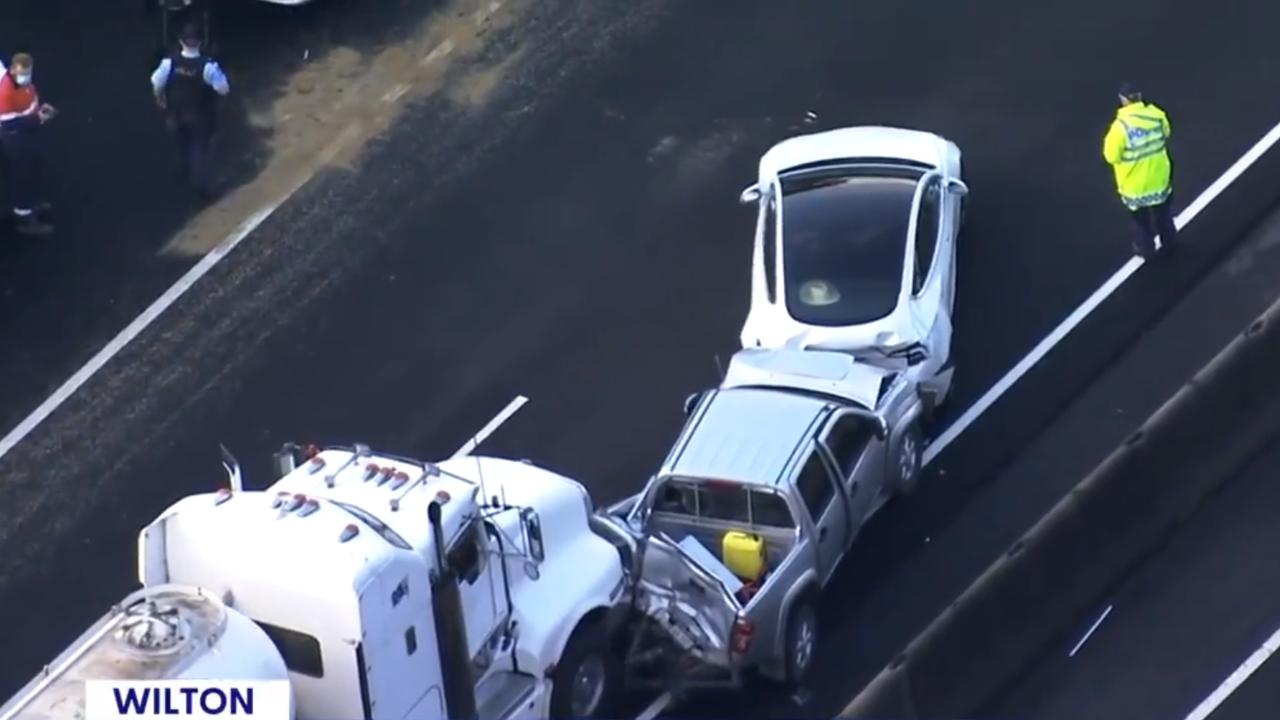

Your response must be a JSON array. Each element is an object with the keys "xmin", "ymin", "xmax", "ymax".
[{"xmin": 891, "ymin": 423, "xmax": 923, "ymax": 496}]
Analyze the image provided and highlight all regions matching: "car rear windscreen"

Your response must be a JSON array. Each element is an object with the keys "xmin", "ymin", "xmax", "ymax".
[{"xmin": 779, "ymin": 170, "xmax": 919, "ymax": 327}]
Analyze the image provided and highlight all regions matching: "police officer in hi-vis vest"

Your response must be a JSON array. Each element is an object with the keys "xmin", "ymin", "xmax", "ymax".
[
  {"xmin": 1103, "ymin": 82, "xmax": 1178, "ymax": 260},
  {"xmin": 150, "ymin": 24, "xmax": 230, "ymax": 198}
]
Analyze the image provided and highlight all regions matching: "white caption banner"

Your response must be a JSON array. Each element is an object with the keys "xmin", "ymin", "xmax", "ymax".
[{"xmin": 85, "ymin": 680, "xmax": 292, "ymax": 720}]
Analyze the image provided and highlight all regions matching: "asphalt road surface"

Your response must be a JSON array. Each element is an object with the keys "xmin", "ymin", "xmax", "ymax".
[
  {"xmin": 963, "ymin": 185, "xmax": 1280, "ymax": 720},
  {"xmin": 3, "ymin": 1, "xmax": 1280, "ymax": 717},
  {"xmin": 985, "ymin": 427, "xmax": 1280, "ymax": 720}
]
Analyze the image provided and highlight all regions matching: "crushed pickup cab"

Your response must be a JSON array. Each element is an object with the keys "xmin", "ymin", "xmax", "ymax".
[{"xmin": 598, "ymin": 346, "xmax": 928, "ymax": 692}]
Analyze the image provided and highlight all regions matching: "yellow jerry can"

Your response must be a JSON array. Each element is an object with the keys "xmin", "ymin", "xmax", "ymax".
[{"xmin": 722, "ymin": 530, "xmax": 766, "ymax": 583}]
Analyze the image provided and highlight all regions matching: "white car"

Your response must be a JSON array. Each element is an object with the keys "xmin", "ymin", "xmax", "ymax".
[{"xmin": 737, "ymin": 125, "xmax": 967, "ymax": 415}]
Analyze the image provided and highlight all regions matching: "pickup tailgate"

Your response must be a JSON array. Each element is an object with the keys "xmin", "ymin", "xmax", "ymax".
[{"xmin": 628, "ymin": 528, "xmax": 743, "ymax": 669}]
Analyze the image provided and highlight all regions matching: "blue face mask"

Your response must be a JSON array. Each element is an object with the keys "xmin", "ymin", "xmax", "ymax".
[{"xmin": 14, "ymin": 72, "xmax": 32, "ymax": 86}]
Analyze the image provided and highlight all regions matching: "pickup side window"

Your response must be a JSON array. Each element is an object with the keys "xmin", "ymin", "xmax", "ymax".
[
  {"xmin": 750, "ymin": 490, "xmax": 794, "ymax": 528},
  {"xmin": 824, "ymin": 415, "xmax": 873, "ymax": 478},
  {"xmin": 795, "ymin": 452, "xmax": 836, "ymax": 522}
]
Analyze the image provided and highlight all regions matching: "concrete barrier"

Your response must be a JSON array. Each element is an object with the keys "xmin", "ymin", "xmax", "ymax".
[{"xmin": 840, "ymin": 290, "xmax": 1280, "ymax": 719}]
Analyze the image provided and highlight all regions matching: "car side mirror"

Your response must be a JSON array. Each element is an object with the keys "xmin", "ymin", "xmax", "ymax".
[
  {"xmin": 946, "ymin": 178, "xmax": 969, "ymax": 197},
  {"xmin": 739, "ymin": 184, "xmax": 762, "ymax": 205},
  {"xmin": 875, "ymin": 416, "xmax": 889, "ymax": 441},
  {"xmin": 684, "ymin": 391, "xmax": 704, "ymax": 416}
]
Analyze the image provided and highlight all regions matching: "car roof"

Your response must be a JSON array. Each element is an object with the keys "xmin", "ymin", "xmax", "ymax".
[
  {"xmin": 662, "ymin": 387, "xmax": 830, "ymax": 487},
  {"xmin": 778, "ymin": 168, "xmax": 919, "ymax": 327}
]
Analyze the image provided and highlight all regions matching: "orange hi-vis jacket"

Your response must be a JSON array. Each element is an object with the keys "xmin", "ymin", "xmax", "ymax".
[{"xmin": 0, "ymin": 72, "xmax": 40, "ymax": 134}]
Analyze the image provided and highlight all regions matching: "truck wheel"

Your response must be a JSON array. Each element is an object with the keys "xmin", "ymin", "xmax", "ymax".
[
  {"xmin": 891, "ymin": 423, "xmax": 923, "ymax": 496},
  {"xmin": 550, "ymin": 622, "xmax": 621, "ymax": 719},
  {"xmin": 784, "ymin": 599, "xmax": 818, "ymax": 685}
]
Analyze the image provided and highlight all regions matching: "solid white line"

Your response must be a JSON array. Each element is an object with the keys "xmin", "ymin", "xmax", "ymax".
[
  {"xmin": 923, "ymin": 255, "xmax": 1142, "ymax": 466},
  {"xmin": 1179, "ymin": 121, "xmax": 1280, "ymax": 226},
  {"xmin": 0, "ymin": 124, "xmax": 362, "ymax": 464},
  {"xmin": 1068, "ymin": 604, "xmax": 1113, "ymax": 657},
  {"xmin": 923, "ymin": 118, "xmax": 1280, "ymax": 466},
  {"xmin": 1184, "ymin": 622, "xmax": 1280, "ymax": 720},
  {"xmin": 450, "ymin": 395, "xmax": 529, "ymax": 459},
  {"xmin": 0, "ymin": 204, "xmax": 275, "ymax": 462},
  {"xmin": 633, "ymin": 691, "xmax": 673, "ymax": 720}
]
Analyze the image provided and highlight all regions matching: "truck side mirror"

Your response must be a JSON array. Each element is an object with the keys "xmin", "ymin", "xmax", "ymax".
[
  {"xmin": 273, "ymin": 445, "xmax": 298, "ymax": 478},
  {"xmin": 521, "ymin": 508, "xmax": 545, "ymax": 563},
  {"xmin": 739, "ymin": 183, "xmax": 762, "ymax": 205},
  {"xmin": 220, "ymin": 444, "xmax": 244, "ymax": 492}
]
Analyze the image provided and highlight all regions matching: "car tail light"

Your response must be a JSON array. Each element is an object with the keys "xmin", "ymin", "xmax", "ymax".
[{"xmin": 730, "ymin": 616, "xmax": 754, "ymax": 656}]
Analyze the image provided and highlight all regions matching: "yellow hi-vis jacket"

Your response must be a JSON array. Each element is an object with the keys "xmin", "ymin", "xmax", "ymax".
[{"xmin": 1103, "ymin": 101, "xmax": 1173, "ymax": 210}]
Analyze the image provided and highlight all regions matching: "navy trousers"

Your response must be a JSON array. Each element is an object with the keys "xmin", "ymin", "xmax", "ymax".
[
  {"xmin": 168, "ymin": 114, "xmax": 216, "ymax": 194},
  {"xmin": 1129, "ymin": 197, "xmax": 1178, "ymax": 258},
  {"xmin": 0, "ymin": 127, "xmax": 45, "ymax": 213}
]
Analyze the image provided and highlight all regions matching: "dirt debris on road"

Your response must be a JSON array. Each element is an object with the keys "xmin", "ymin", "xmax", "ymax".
[{"xmin": 163, "ymin": 0, "xmax": 529, "ymax": 258}]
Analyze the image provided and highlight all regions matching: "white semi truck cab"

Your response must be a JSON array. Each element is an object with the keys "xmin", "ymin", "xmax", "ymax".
[{"xmin": 2, "ymin": 444, "xmax": 635, "ymax": 720}]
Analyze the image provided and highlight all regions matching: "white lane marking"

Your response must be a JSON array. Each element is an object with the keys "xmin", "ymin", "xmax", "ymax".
[
  {"xmin": 0, "ymin": 206, "xmax": 271, "ymax": 461},
  {"xmin": 450, "ymin": 395, "xmax": 529, "ymax": 459},
  {"xmin": 924, "ymin": 119, "xmax": 1280, "ymax": 466},
  {"xmin": 633, "ymin": 691, "xmax": 673, "ymax": 720},
  {"xmin": 924, "ymin": 255, "xmax": 1142, "ymax": 465},
  {"xmin": 1184, "ymin": 621, "xmax": 1280, "ymax": 720},
  {"xmin": 1068, "ymin": 604, "xmax": 1113, "ymax": 657},
  {"xmin": 0, "ymin": 124, "xmax": 364, "ymax": 463}
]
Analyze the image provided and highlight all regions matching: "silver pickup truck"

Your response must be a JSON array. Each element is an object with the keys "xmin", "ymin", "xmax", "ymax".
[{"xmin": 597, "ymin": 346, "xmax": 927, "ymax": 696}]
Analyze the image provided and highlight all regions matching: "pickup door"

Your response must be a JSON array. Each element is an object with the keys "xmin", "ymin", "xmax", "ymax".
[{"xmin": 596, "ymin": 516, "xmax": 741, "ymax": 670}]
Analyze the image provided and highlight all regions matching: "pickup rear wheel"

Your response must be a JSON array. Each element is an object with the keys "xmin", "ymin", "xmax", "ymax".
[
  {"xmin": 784, "ymin": 599, "xmax": 818, "ymax": 685},
  {"xmin": 550, "ymin": 621, "xmax": 621, "ymax": 719}
]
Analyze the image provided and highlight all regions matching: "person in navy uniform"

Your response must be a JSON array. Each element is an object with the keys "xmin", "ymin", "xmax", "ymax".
[{"xmin": 150, "ymin": 24, "xmax": 229, "ymax": 198}]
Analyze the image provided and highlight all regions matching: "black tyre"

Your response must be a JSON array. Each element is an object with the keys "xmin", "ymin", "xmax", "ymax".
[
  {"xmin": 784, "ymin": 599, "xmax": 818, "ymax": 685},
  {"xmin": 549, "ymin": 621, "xmax": 622, "ymax": 719},
  {"xmin": 891, "ymin": 422, "xmax": 924, "ymax": 496}
]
